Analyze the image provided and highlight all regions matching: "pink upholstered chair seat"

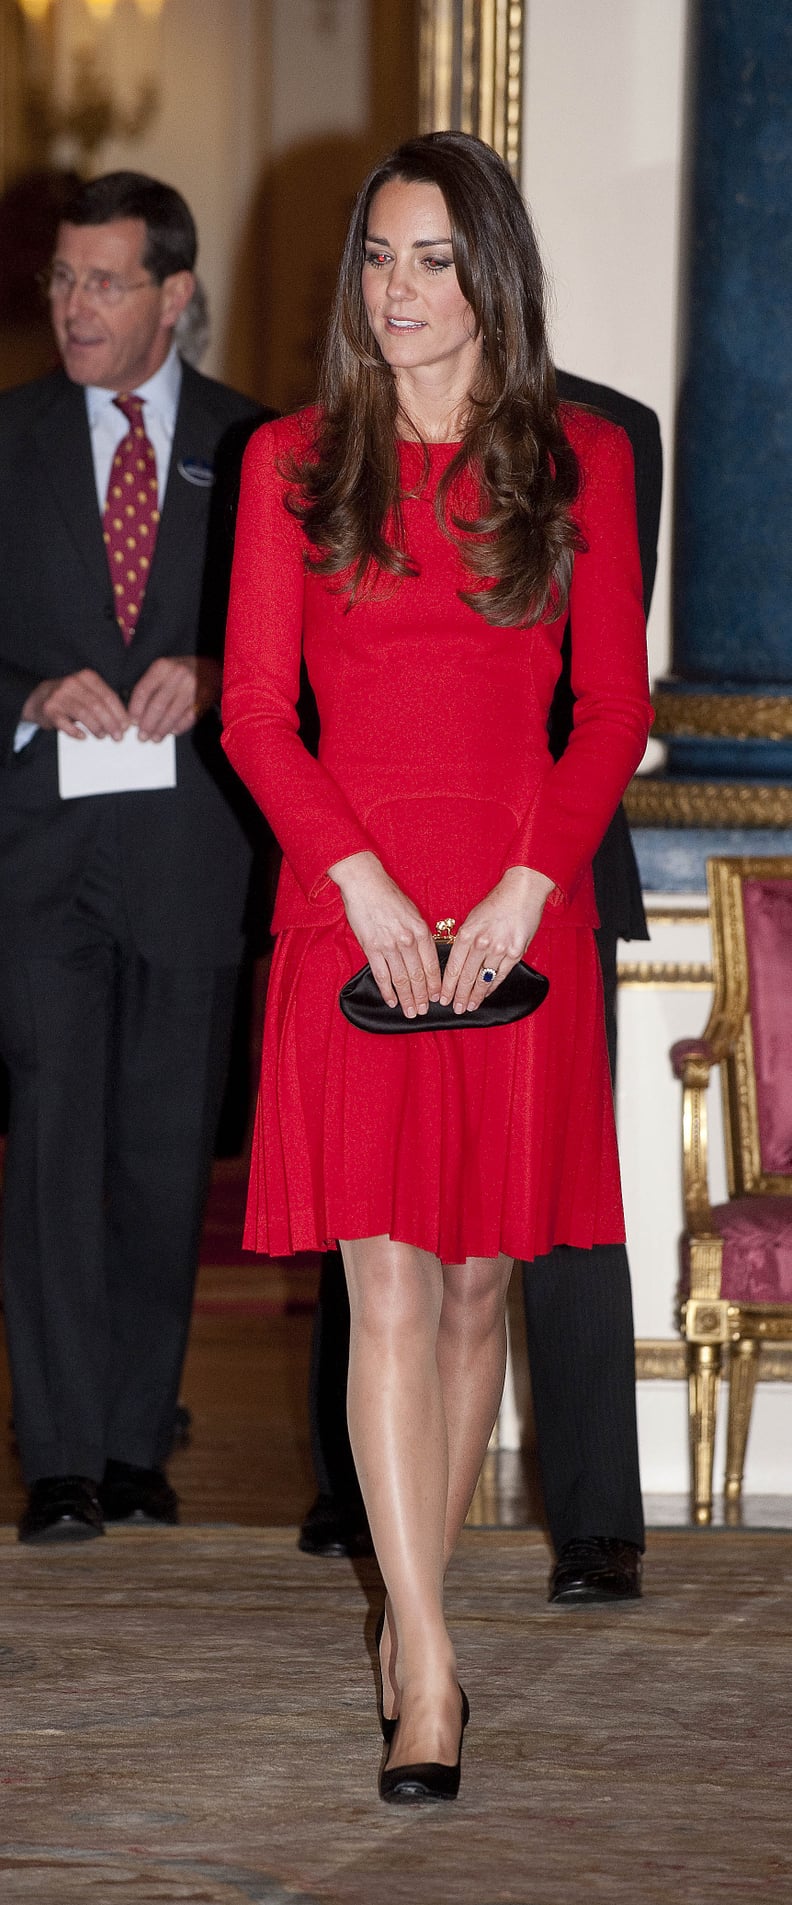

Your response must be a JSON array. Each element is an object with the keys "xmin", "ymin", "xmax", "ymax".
[{"xmin": 683, "ymin": 1197, "xmax": 792, "ymax": 1302}]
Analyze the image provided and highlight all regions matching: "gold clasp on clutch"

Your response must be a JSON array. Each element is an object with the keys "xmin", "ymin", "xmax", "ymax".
[{"xmin": 434, "ymin": 918, "xmax": 456, "ymax": 943}]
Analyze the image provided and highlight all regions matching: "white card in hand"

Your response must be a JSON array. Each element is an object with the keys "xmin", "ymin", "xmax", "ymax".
[{"xmin": 57, "ymin": 726, "xmax": 177, "ymax": 800}]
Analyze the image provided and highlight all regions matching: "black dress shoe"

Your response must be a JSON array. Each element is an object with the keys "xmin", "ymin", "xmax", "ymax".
[
  {"xmin": 549, "ymin": 1537, "xmax": 643, "ymax": 1606},
  {"xmin": 297, "ymin": 1493, "xmax": 373, "ymax": 1558},
  {"xmin": 18, "ymin": 1476, "xmax": 105, "ymax": 1545},
  {"xmin": 99, "ymin": 1460, "xmax": 179, "ymax": 1525},
  {"xmin": 379, "ymin": 1689, "xmax": 470, "ymax": 1805}
]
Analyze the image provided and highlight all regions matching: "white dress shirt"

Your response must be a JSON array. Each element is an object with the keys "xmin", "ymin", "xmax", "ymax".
[
  {"xmin": 85, "ymin": 344, "xmax": 182, "ymax": 511},
  {"xmin": 14, "ymin": 347, "xmax": 183, "ymax": 751}
]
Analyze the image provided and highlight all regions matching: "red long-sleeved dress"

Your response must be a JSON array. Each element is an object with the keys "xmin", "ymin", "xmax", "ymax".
[{"xmin": 221, "ymin": 404, "xmax": 652, "ymax": 1261}]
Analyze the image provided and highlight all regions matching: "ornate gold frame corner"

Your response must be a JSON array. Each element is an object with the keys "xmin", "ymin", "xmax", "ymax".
[{"xmin": 418, "ymin": 0, "xmax": 524, "ymax": 178}]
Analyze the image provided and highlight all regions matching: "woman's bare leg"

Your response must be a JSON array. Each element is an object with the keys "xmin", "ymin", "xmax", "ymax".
[
  {"xmin": 341, "ymin": 1236, "xmax": 511, "ymax": 1768},
  {"xmin": 375, "ymin": 1252, "xmax": 513, "ymax": 1730},
  {"xmin": 341, "ymin": 1236, "xmax": 461, "ymax": 1767}
]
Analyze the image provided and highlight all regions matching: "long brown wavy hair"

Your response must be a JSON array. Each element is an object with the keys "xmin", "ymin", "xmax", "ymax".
[{"xmin": 287, "ymin": 131, "xmax": 582, "ymax": 627}]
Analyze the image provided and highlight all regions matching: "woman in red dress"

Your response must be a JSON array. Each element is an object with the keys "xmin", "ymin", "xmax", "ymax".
[{"xmin": 222, "ymin": 132, "xmax": 651, "ymax": 1802}]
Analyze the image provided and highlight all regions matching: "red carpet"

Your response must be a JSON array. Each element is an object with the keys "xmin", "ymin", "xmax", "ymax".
[
  {"xmin": 197, "ymin": 1156, "xmax": 320, "ymax": 1313},
  {"xmin": 199, "ymin": 1156, "xmax": 256, "ymax": 1268}
]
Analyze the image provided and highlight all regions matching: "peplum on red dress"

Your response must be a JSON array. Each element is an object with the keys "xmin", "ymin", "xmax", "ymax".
[{"xmin": 221, "ymin": 404, "xmax": 652, "ymax": 1263}]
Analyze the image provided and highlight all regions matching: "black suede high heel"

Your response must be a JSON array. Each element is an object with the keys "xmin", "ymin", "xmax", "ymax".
[
  {"xmin": 379, "ymin": 1687, "xmax": 470, "ymax": 1805},
  {"xmin": 375, "ymin": 1609, "xmax": 398, "ymax": 1744}
]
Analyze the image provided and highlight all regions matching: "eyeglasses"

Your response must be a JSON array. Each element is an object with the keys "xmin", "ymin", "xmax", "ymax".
[{"xmin": 38, "ymin": 266, "xmax": 156, "ymax": 307}]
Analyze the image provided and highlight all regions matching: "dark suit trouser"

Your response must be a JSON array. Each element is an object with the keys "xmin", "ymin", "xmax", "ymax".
[
  {"xmin": 308, "ymin": 1253, "xmax": 365, "ymax": 1509},
  {"xmin": 520, "ymin": 1243, "xmax": 644, "ymax": 1553},
  {"xmin": 520, "ymin": 919, "xmax": 644, "ymax": 1554},
  {"xmin": 0, "ymin": 814, "xmax": 237, "ymax": 1485},
  {"xmin": 306, "ymin": 921, "xmax": 645, "ymax": 1552}
]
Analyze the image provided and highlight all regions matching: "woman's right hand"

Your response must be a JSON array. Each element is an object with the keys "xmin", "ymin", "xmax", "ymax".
[{"xmin": 328, "ymin": 851, "xmax": 441, "ymax": 1018}]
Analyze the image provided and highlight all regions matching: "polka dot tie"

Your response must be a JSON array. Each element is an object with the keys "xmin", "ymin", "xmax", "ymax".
[{"xmin": 102, "ymin": 393, "xmax": 160, "ymax": 643}]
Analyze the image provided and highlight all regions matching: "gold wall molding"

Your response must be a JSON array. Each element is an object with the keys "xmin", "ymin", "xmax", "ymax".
[
  {"xmin": 635, "ymin": 1339, "xmax": 792, "ymax": 1382},
  {"xmin": 635, "ymin": 1341, "xmax": 687, "ymax": 1380},
  {"xmin": 652, "ymin": 690, "xmax": 792, "ymax": 741},
  {"xmin": 419, "ymin": 0, "xmax": 523, "ymax": 176},
  {"xmin": 618, "ymin": 960, "xmax": 713, "ymax": 989},
  {"xmin": 643, "ymin": 908, "xmax": 709, "ymax": 928},
  {"xmin": 624, "ymin": 779, "xmax": 792, "ymax": 829}
]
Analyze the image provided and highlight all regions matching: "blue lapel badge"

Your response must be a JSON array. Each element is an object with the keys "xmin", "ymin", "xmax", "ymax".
[{"xmin": 178, "ymin": 456, "xmax": 215, "ymax": 488}]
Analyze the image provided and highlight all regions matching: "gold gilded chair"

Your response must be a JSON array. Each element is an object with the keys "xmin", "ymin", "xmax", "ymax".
[{"xmin": 671, "ymin": 856, "xmax": 792, "ymax": 1524}]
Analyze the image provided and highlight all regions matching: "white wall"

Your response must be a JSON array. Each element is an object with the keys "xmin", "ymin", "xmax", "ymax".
[
  {"xmin": 270, "ymin": 0, "xmax": 369, "ymax": 152},
  {"xmin": 522, "ymin": 0, "xmax": 688, "ymax": 697}
]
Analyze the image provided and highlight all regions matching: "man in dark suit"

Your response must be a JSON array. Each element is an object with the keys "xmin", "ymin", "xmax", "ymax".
[
  {"xmin": 522, "ymin": 369, "xmax": 661, "ymax": 1603},
  {"xmin": 298, "ymin": 372, "xmax": 662, "ymax": 1606},
  {"xmin": 0, "ymin": 171, "xmax": 269, "ymax": 1543}
]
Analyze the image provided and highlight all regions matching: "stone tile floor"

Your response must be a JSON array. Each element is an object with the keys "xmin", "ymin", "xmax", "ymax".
[{"xmin": 1, "ymin": 1527, "xmax": 790, "ymax": 1905}]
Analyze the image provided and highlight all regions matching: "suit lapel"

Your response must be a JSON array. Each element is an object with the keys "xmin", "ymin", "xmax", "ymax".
[
  {"xmin": 136, "ymin": 365, "xmax": 214, "ymax": 640},
  {"xmin": 32, "ymin": 375, "xmax": 111, "ymax": 602}
]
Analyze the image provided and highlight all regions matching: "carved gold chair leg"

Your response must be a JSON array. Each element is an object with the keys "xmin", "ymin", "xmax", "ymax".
[
  {"xmin": 724, "ymin": 1335, "xmax": 760, "ymax": 1505},
  {"xmin": 688, "ymin": 1341, "xmax": 721, "ymax": 1525}
]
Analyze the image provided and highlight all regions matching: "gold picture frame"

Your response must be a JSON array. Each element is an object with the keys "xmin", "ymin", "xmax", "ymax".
[{"xmin": 419, "ymin": 0, "xmax": 524, "ymax": 178}]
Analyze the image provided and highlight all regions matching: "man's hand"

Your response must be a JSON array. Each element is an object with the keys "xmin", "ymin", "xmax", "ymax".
[
  {"xmin": 21, "ymin": 669, "xmax": 130, "ymax": 741},
  {"xmin": 127, "ymin": 657, "xmax": 222, "ymax": 742}
]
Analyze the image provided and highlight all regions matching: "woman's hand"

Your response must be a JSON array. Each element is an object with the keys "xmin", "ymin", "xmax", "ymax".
[
  {"xmin": 439, "ymin": 866, "xmax": 555, "ymax": 1013},
  {"xmin": 328, "ymin": 851, "xmax": 442, "ymax": 1018}
]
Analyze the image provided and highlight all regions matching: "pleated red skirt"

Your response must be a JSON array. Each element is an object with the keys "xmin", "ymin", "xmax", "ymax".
[{"xmin": 243, "ymin": 912, "xmax": 624, "ymax": 1263}]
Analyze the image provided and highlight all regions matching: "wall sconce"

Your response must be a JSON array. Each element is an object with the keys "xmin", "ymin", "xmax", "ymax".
[{"xmin": 17, "ymin": 0, "xmax": 167, "ymax": 173}]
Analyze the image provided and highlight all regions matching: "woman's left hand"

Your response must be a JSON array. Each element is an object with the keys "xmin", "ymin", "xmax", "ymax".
[{"xmin": 439, "ymin": 866, "xmax": 555, "ymax": 1013}]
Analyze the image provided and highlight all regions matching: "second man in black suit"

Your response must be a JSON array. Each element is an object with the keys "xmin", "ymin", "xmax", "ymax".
[{"xmin": 521, "ymin": 368, "xmax": 661, "ymax": 1603}]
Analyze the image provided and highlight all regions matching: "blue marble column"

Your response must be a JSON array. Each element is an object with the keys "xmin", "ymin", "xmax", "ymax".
[
  {"xmin": 629, "ymin": 0, "xmax": 792, "ymax": 885},
  {"xmin": 674, "ymin": 0, "xmax": 792, "ymax": 695}
]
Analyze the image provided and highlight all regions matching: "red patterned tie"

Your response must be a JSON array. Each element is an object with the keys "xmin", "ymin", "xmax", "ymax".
[{"xmin": 102, "ymin": 393, "xmax": 160, "ymax": 643}]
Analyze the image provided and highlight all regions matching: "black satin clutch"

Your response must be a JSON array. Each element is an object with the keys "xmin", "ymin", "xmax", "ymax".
[{"xmin": 339, "ymin": 937, "xmax": 549, "ymax": 1034}]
